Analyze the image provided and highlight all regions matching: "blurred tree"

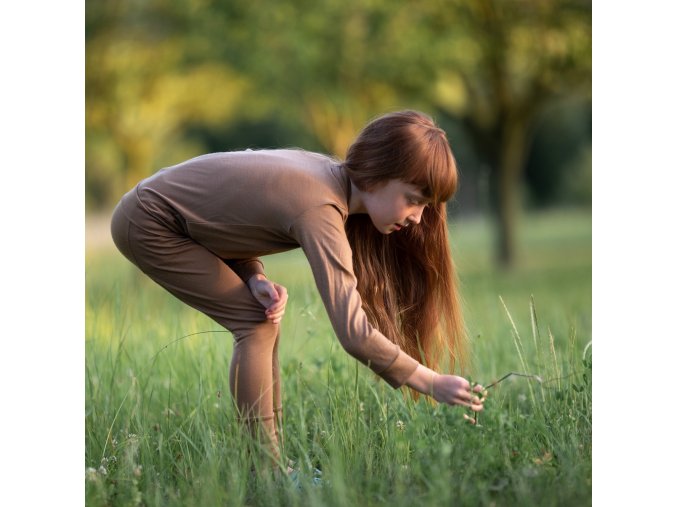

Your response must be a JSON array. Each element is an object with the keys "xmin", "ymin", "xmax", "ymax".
[
  {"xmin": 86, "ymin": 0, "xmax": 250, "ymax": 203},
  {"xmin": 524, "ymin": 98, "xmax": 591, "ymax": 207},
  {"xmin": 208, "ymin": 0, "xmax": 416, "ymax": 158},
  {"xmin": 219, "ymin": 0, "xmax": 591, "ymax": 267},
  {"xmin": 426, "ymin": 0, "xmax": 591, "ymax": 267},
  {"xmin": 86, "ymin": 0, "xmax": 591, "ymax": 269}
]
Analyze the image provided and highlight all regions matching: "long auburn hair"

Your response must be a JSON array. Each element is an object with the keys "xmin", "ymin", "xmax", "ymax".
[{"xmin": 342, "ymin": 110, "xmax": 467, "ymax": 394}]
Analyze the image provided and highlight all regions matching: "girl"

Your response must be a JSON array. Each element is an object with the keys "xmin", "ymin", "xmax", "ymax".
[{"xmin": 110, "ymin": 110, "xmax": 485, "ymax": 470}]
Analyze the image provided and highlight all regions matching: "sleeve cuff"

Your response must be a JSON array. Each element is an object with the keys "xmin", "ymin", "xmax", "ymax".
[
  {"xmin": 225, "ymin": 259, "xmax": 265, "ymax": 282},
  {"xmin": 378, "ymin": 350, "xmax": 420, "ymax": 389}
]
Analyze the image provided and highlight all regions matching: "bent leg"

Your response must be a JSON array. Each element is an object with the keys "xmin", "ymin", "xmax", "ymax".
[{"xmin": 111, "ymin": 206, "xmax": 282, "ymax": 459}]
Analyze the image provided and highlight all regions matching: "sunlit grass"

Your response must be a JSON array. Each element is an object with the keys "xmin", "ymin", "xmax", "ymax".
[{"xmin": 85, "ymin": 208, "xmax": 591, "ymax": 506}]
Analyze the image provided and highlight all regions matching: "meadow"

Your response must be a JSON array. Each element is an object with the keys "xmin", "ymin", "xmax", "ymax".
[{"xmin": 85, "ymin": 208, "xmax": 592, "ymax": 506}]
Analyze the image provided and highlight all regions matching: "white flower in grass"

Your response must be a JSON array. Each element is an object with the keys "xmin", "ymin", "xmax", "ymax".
[
  {"xmin": 359, "ymin": 402, "xmax": 365, "ymax": 412},
  {"xmin": 522, "ymin": 465, "xmax": 539, "ymax": 478},
  {"xmin": 98, "ymin": 465, "xmax": 108, "ymax": 476},
  {"xmin": 440, "ymin": 443, "xmax": 452, "ymax": 457},
  {"xmin": 86, "ymin": 468, "xmax": 98, "ymax": 481},
  {"xmin": 396, "ymin": 420, "xmax": 405, "ymax": 431}
]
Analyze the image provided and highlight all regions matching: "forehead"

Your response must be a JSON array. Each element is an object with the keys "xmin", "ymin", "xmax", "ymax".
[{"xmin": 383, "ymin": 179, "xmax": 424, "ymax": 195}]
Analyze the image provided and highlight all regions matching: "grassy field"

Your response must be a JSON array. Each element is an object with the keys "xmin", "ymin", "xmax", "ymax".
[{"xmin": 85, "ymin": 208, "xmax": 591, "ymax": 506}]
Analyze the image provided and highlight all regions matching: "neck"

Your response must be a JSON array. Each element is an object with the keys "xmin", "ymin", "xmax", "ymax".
[{"xmin": 348, "ymin": 179, "xmax": 367, "ymax": 215}]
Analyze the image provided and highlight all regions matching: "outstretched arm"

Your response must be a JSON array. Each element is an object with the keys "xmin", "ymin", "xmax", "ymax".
[{"xmin": 406, "ymin": 363, "xmax": 485, "ymax": 412}]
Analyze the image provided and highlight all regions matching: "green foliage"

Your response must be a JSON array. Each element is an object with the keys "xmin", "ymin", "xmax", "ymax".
[
  {"xmin": 86, "ymin": 0, "xmax": 591, "ymax": 215},
  {"xmin": 525, "ymin": 99, "xmax": 592, "ymax": 208},
  {"xmin": 86, "ymin": 210, "xmax": 591, "ymax": 506}
]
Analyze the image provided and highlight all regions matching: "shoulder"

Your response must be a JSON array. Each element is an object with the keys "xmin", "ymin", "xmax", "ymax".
[
  {"xmin": 260, "ymin": 149, "xmax": 349, "ymax": 222},
  {"xmin": 289, "ymin": 203, "xmax": 349, "ymax": 247}
]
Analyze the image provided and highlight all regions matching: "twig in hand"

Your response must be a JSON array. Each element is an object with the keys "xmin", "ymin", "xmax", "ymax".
[{"xmin": 484, "ymin": 372, "xmax": 543, "ymax": 390}]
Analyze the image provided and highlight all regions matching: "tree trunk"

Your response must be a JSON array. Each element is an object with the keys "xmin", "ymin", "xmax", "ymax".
[{"xmin": 491, "ymin": 116, "xmax": 528, "ymax": 269}]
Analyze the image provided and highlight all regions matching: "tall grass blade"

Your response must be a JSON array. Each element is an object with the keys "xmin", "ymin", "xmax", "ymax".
[
  {"xmin": 583, "ymin": 340, "xmax": 592, "ymax": 360},
  {"xmin": 529, "ymin": 295, "xmax": 545, "ymax": 400},
  {"xmin": 568, "ymin": 326, "xmax": 578, "ymax": 377},
  {"xmin": 101, "ymin": 385, "xmax": 131, "ymax": 462},
  {"xmin": 499, "ymin": 296, "xmax": 536, "ymax": 404},
  {"xmin": 548, "ymin": 327, "xmax": 562, "ymax": 391}
]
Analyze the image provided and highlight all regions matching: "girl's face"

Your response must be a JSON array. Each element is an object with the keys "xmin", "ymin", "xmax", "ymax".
[{"xmin": 362, "ymin": 179, "xmax": 430, "ymax": 234}]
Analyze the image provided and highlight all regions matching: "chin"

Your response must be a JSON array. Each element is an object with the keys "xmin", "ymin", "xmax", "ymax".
[{"xmin": 369, "ymin": 220, "xmax": 390, "ymax": 234}]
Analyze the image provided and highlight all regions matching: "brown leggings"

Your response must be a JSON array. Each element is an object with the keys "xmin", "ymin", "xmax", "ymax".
[{"xmin": 110, "ymin": 197, "xmax": 283, "ymax": 458}]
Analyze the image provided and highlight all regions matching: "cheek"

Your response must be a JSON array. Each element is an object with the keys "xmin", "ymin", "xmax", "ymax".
[
  {"xmin": 381, "ymin": 203, "xmax": 401, "ymax": 220},
  {"xmin": 394, "ymin": 203, "xmax": 410, "ymax": 219}
]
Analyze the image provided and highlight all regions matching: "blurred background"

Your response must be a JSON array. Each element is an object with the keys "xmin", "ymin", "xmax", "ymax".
[{"xmin": 85, "ymin": 0, "xmax": 591, "ymax": 269}]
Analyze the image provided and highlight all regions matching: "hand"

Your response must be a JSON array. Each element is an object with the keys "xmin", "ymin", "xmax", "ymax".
[
  {"xmin": 246, "ymin": 274, "xmax": 288, "ymax": 324},
  {"xmin": 405, "ymin": 365, "xmax": 486, "ymax": 419},
  {"xmin": 432, "ymin": 374, "xmax": 486, "ymax": 413}
]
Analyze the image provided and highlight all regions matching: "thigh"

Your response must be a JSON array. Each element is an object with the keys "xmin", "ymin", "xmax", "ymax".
[{"xmin": 126, "ymin": 220, "xmax": 267, "ymax": 336}]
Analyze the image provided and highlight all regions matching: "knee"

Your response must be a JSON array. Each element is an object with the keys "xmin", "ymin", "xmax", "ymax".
[{"xmin": 232, "ymin": 319, "xmax": 279, "ymax": 346}]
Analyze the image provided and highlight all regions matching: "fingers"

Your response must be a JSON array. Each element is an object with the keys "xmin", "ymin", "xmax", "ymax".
[
  {"xmin": 466, "ymin": 395, "xmax": 484, "ymax": 412},
  {"xmin": 454, "ymin": 392, "xmax": 483, "ymax": 411},
  {"xmin": 274, "ymin": 283, "xmax": 288, "ymax": 299},
  {"xmin": 463, "ymin": 386, "xmax": 486, "ymax": 411},
  {"xmin": 265, "ymin": 302, "xmax": 285, "ymax": 323},
  {"xmin": 462, "ymin": 413, "xmax": 477, "ymax": 425},
  {"xmin": 249, "ymin": 278, "xmax": 289, "ymax": 323},
  {"xmin": 266, "ymin": 310, "xmax": 285, "ymax": 324},
  {"xmin": 265, "ymin": 284, "xmax": 288, "ymax": 324},
  {"xmin": 266, "ymin": 284, "xmax": 288, "ymax": 311},
  {"xmin": 467, "ymin": 382, "xmax": 488, "ymax": 408}
]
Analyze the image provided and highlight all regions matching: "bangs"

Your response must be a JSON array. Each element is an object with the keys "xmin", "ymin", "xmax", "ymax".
[
  {"xmin": 344, "ymin": 110, "xmax": 459, "ymax": 202},
  {"xmin": 403, "ymin": 132, "xmax": 458, "ymax": 204}
]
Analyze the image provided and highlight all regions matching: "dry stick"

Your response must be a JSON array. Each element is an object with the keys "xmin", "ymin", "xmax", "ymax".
[{"xmin": 484, "ymin": 372, "xmax": 543, "ymax": 390}]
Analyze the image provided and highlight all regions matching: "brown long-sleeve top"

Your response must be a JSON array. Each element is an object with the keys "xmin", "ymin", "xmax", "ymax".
[{"xmin": 128, "ymin": 148, "xmax": 420, "ymax": 388}]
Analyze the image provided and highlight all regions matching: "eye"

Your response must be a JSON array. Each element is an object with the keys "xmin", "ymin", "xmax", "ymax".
[{"xmin": 408, "ymin": 197, "xmax": 430, "ymax": 207}]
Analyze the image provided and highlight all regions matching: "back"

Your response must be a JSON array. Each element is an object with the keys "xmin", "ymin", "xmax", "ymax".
[{"xmin": 133, "ymin": 149, "xmax": 349, "ymax": 258}]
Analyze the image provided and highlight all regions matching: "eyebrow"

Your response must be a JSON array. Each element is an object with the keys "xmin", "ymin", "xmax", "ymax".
[{"xmin": 407, "ymin": 192, "xmax": 431, "ymax": 203}]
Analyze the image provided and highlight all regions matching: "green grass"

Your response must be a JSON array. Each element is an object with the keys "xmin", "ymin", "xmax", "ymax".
[{"xmin": 85, "ymin": 208, "xmax": 591, "ymax": 506}]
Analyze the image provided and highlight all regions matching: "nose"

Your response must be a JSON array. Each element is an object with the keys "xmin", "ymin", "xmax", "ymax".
[{"xmin": 408, "ymin": 205, "xmax": 424, "ymax": 225}]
